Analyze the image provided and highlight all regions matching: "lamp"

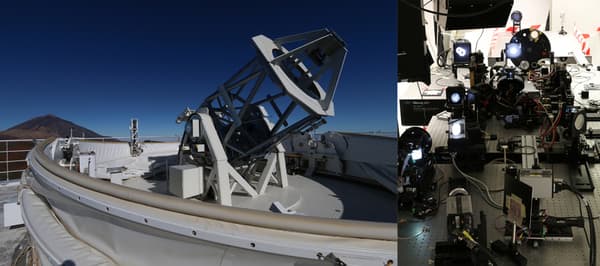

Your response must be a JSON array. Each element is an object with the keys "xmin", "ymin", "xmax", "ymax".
[
  {"xmin": 506, "ymin": 43, "xmax": 522, "ymax": 59},
  {"xmin": 453, "ymin": 40, "xmax": 471, "ymax": 65}
]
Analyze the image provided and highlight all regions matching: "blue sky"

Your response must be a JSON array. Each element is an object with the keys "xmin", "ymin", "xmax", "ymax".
[{"xmin": 0, "ymin": 1, "xmax": 397, "ymax": 137}]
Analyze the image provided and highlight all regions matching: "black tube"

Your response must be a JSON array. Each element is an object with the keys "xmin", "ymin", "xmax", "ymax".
[{"xmin": 585, "ymin": 202, "xmax": 596, "ymax": 266}]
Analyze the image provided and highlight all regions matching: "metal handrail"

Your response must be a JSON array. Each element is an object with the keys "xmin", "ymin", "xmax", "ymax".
[
  {"xmin": 0, "ymin": 135, "xmax": 177, "ymax": 181},
  {"xmin": 30, "ymin": 137, "xmax": 396, "ymax": 241},
  {"xmin": 0, "ymin": 159, "xmax": 27, "ymax": 164},
  {"xmin": 1, "ymin": 139, "xmax": 37, "ymax": 181},
  {"xmin": 0, "ymin": 139, "xmax": 40, "ymax": 143},
  {"xmin": 0, "ymin": 170, "xmax": 27, "ymax": 174},
  {"xmin": 0, "ymin": 149, "xmax": 34, "ymax": 153}
]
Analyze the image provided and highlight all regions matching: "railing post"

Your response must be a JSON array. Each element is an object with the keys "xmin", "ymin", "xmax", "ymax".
[{"xmin": 5, "ymin": 141, "xmax": 9, "ymax": 182}]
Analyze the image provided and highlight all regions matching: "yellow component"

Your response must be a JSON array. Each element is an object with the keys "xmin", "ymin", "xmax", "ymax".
[{"xmin": 462, "ymin": 230, "xmax": 475, "ymax": 242}]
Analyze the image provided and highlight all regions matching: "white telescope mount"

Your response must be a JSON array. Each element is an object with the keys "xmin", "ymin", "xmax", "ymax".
[{"xmin": 176, "ymin": 29, "xmax": 347, "ymax": 206}]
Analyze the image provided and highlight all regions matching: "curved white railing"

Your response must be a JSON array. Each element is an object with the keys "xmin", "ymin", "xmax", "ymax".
[{"xmin": 29, "ymin": 137, "xmax": 396, "ymax": 241}]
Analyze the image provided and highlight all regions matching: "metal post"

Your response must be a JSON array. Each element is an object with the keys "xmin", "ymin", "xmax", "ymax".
[
  {"xmin": 5, "ymin": 141, "xmax": 9, "ymax": 181},
  {"xmin": 165, "ymin": 159, "xmax": 169, "ymax": 181}
]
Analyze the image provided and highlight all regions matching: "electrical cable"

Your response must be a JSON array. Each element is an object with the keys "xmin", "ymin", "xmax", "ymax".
[
  {"xmin": 432, "ymin": 164, "xmax": 444, "ymax": 216},
  {"xmin": 451, "ymin": 154, "xmax": 503, "ymax": 209},
  {"xmin": 435, "ymin": 76, "xmax": 462, "ymax": 87},
  {"xmin": 572, "ymin": 71, "xmax": 596, "ymax": 91},
  {"xmin": 539, "ymin": 102, "xmax": 563, "ymax": 149},
  {"xmin": 474, "ymin": 29, "xmax": 485, "ymax": 52},
  {"xmin": 437, "ymin": 49, "xmax": 451, "ymax": 67},
  {"xmin": 559, "ymin": 182, "xmax": 596, "ymax": 266},
  {"xmin": 585, "ymin": 202, "xmax": 596, "ymax": 266},
  {"xmin": 398, "ymin": 227, "xmax": 427, "ymax": 240},
  {"xmin": 398, "ymin": 0, "xmax": 513, "ymax": 18},
  {"xmin": 576, "ymin": 195, "xmax": 591, "ymax": 247},
  {"xmin": 534, "ymin": 98, "xmax": 551, "ymax": 119}
]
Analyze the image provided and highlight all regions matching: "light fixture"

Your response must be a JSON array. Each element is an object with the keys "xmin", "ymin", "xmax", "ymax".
[
  {"xmin": 530, "ymin": 30, "xmax": 540, "ymax": 40},
  {"xmin": 510, "ymin": 10, "xmax": 522, "ymax": 23},
  {"xmin": 455, "ymin": 47, "xmax": 467, "ymax": 57},
  {"xmin": 446, "ymin": 86, "xmax": 465, "ymax": 109},
  {"xmin": 510, "ymin": 10, "xmax": 523, "ymax": 34},
  {"xmin": 411, "ymin": 148, "xmax": 423, "ymax": 161},
  {"xmin": 451, "ymin": 123, "xmax": 462, "ymax": 136},
  {"xmin": 399, "ymin": 127, "xmax": 432, "ymax": 164},
  {"xmin": 506, "ymin": 43, "xmax": 522, "ymax": 59},
  {"xmin": 448, "ymin": 118, "xmax": 466, "ymax": 139},
  {"xmin": 447, "ymin": 118, "xmax": 467, "ymax": 153},
  {"xmin": 450, "ymin": 92, "xmax": 461, "ymax": 104},
  {"xmin": 453, "ymin": 40, "xmax": 471, "ymax": 65}
]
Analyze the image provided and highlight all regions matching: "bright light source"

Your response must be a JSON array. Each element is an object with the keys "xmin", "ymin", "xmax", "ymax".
[
  {"xmin": 455, "ymin": 47, "xmax": 467, "ymax": 57},
  {"xmin": 411, "ymin": 148, "xmax": 423, "ymax": 161},
  {"xmin": 530, "ymin": 30, "xmax": 539, "ymax": 40},
  {"xmin": 451, "ymin": 122, "xmax": 462, "ymax": 136},
  {"xmin": 450, "ymin": 92, "xmax": 461, "ymax": 104},
  {"xmin": 453, "ymin": 41, "xmax": 471, "ymax": 65},
  {"xmin": 447, "ymin": 119, "xmax": 466, "ymax": 152},
  {"xmin": 446, "ymin": 86, "xmax": 465, "ymax": 108},
  {"xmin": 448, "ymin": 119, "xmax": 466, "ymax": 140},
  {"xmin": 506, "ymin": 43, "xmax": 522, "ymax": 59}
]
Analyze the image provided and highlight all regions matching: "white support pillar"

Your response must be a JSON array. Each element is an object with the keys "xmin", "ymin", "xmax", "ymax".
[
  {"xmin": 257, "ymin": 153, "xmax": 277, "ymax": 194},
  {"xmin": 227, "ymin": 164, "xmax": 258, "ymax": 197},
  {"xmin": 215, "ymin": 162, "xmax": 232, "ymax": 206},
  {"xmin": 257, "ymin": 143, "xmax": 288, "ymax": 194},
  {"xmin": 197, "ymin": 110, "xmax": 258, "ymax": 206},
  {"xmin": 275, "ymin": 145, "xmax": 288, "ymax": 187}
]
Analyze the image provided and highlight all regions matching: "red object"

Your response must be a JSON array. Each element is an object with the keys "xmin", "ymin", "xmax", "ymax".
[
  {"xmin": 583, "ymin": 33, "xmax": 591, "ymax": 39},
  {"xmin": 506, "ymin": 25, "xmax": 541, "ymax": 32}
]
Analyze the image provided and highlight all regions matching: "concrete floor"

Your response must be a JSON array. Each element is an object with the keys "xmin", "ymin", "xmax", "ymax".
[{"xmin": 0, "ymin": 183, "xmax": 26, "ymax": 266}]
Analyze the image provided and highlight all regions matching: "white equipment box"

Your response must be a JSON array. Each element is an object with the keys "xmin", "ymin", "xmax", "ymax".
[
  {"xmin": 168, "ymin": 165, "xmax": 203, "ymax": 198},
  {"xmin": 3, "ymin": 202, "xmax": 23, "ymax": 227}
]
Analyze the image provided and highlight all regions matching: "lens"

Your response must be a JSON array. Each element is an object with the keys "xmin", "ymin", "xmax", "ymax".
[
  {"xmin": 574, "ymin": 113, "xmax": 586, "ymax": 131},
  {"xmin": 450, "ymin": 92, "xmax": 461, "ymax": 104},
  {"xmin": 506, "ymin": 43, "xmax": 522, "ymax": 58},
  {"xmin": 509, "ymin": 46, "xmax": 519, "ymax": 56}
]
